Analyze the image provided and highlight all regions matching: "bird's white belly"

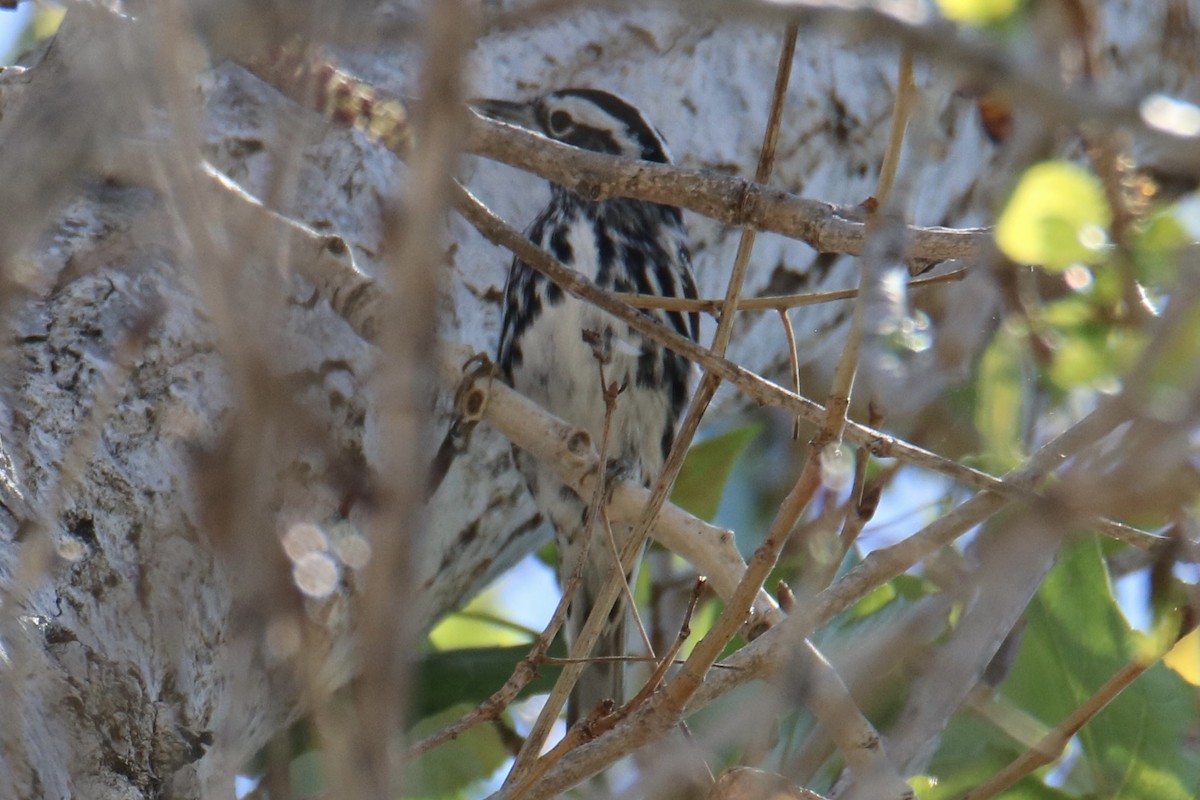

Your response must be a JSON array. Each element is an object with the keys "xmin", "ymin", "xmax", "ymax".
[{"xmin": 512, "ymin": 295, "xmax": 669, "ymax": 485}]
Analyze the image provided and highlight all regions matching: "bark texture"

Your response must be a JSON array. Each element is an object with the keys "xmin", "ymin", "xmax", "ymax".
[{"xmin": 0, "ymin": 2, "xmax": 1192, "ymax": 798}]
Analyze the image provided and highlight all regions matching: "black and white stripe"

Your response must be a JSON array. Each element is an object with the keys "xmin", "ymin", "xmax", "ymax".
[{"xmin": 485, "ymin": 88, "xmax": 698, "ymax": 724}]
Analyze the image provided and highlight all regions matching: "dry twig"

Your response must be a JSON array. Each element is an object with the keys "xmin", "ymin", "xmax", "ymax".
[{"xmin": 404, "ymin": 573, "xmax": 580, "ymax": 759}]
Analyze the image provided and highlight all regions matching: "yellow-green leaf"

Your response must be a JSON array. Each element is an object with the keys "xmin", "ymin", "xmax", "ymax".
[
  {"xmin": 1133, "ymin": 206, "xmax": 1189, "ymax": 288},
  {"xmin": 937, "ymin": 0, "xmax": 1021, "ymax": 25},
  {"xmin": 1165, "ymin": 628, "xmax": 1200, "ymax": 686},
  {"xmin": 851, "ymin": 582, "xmax": 898, "ymax": 619},
  {"xmin": 428, "ymin": 585, "xmax": 532, "ymax": 649},
  {"xmin": 996, "ymin": 161, "xmax": 1113, "ymax": 269},
  {"xmin": 34, "ymin": 4, "xmax": 66, "ymax": 40}
]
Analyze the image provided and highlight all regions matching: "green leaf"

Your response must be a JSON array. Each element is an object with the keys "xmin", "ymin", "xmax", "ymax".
[
  {"xmin": 33, "ymin": 5, "xmax": 67, "ymax": 40},
  {"xmin": 852, "ymin": 582, "xmax": 898, "ymax": 619},
  {"xmin": 405, "ymin": 704, "xmax": 510, "ymax": 798},
  {"xmin": 679, "ymin": 595, "xmax": 722, "ymax": 660},
  {"xmin": 996, "ymin": 161, "xmax": 1113, "ymax": 269},
  {"xmin": 843, "ymin": 574, "xmax": 940, "ymax": 625},
  {"xmin": 1132, "ymin": 207, "xmax": 1188, "ymax": 289},
  {"xmin": 1040, "ymin": 294, "xmax": 1094, "ymax": 328},
  {"xmin": 937, "ymin": 0, "xmax": 1021, "ymax": 25},
  {"xmin": 413, "ymin": 641, "xmax": 566, "ymax": 720},
  {"xmin": 1046, "ymin": 327, "xmax": 1144, "ymax": 392},
  {"xmin": 1001, "ymin": 539, "xmax": 1200, "ymax": 800},
  {"xmin": 671, "ymin": 424, "xmax": 763, "ymax": 521},
  {"xmin": 1036, "ymin": 294, "xmax": 1146, "ymax": 392},
  {"xmin": 975, "ymin": 320, "xmax": 1029, "ymax": 472},
  {"xmin": 924, "ymin": 712, "xmax": 1074, "ymax": 800}
]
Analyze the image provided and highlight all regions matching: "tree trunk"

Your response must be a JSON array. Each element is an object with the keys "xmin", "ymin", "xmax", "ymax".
[{"xmin": 0, "ymin": 1, "xmax": 1189, "ymax": 797}]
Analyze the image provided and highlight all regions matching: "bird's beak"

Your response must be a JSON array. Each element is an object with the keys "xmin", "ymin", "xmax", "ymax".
[{"xmin": 470, "ymin": 97, "xmax": 538, "ymax": 131}]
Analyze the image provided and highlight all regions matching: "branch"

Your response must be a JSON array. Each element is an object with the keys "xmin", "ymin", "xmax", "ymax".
[
  {"xmin": 235, "ymin": 45, "xmax": 1160, "ymax": 550},
  {"xmin": 404, "ymin": 573, "xmax": 579, "ymax": 759},
  {"xmin": 156, "ymin": 151, "xmax": 1161, "ymax": 560},
  {"xmin": 734, "ymin": 0, "xmax": 1200, "ymax": 174},
  {"xmin": 451, "ymin": 183, "xmax": 1161, "ymax": 550},
  {"xmin": 345, "ymin": 0, "xmax": 476, "ymax": 794},
  {"xmin": 613, "ymin": 268, "xmax": 966, "ymax": 314},
  {"xmin": 244, "ymin": 44, "xmax": 990, "ymax": 266},
  {"xmin": 437, "ymin": 346, "xmax": 783, "ymax": 632},
  {"xmin": 465, "ymin": 111, "xmax": 988, "ymax": 265}
]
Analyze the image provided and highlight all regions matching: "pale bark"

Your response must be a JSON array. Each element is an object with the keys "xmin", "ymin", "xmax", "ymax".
[{"xmin": 0, "ymin": 2, "xmax": 1192, "ymax": 798}]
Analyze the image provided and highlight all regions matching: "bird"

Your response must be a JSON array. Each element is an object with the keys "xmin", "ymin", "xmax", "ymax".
[{"xmin": 475, "ymin": 88, "xmax": 700, "ymax": 724}]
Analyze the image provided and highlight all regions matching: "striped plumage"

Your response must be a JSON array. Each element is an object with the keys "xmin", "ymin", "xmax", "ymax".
[{"xmin": 480, "ymin": 89, "xmax": 699, "ymax": 723}]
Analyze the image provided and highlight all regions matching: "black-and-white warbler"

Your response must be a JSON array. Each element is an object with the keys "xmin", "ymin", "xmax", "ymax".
[{"xmin": 476, "ymin": 89, "xmax": 699, "ymax": 723}]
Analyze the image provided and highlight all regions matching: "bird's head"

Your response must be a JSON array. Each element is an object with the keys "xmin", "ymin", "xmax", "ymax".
[{"xmin": 474, "ymin": 88, "xmax": 672, "ymax": 164}]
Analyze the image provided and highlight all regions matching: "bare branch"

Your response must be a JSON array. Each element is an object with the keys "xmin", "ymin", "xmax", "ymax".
[
  {"xmin": 244, "ymin": 45, "xmax": 990, "ymax": 265},
  {"xmin": 732, "ymin": 0, "xmax": 1200, "ymax": 174},
  {"xmin": 452, "ymin": 183, "xmax": 1161, "ymax": 550},
  {"xmin": 404, "ymin": 573, "xmax": 579, "ymax": 759},
  {"xmin": 160, "ymin": 154, "xmax": 1164, "ymax": 561},
  {"xmin": 615, "ymin": 268, "xmax": 966, "ymax": 313},
  {"xmin": 437, "ymin": 346, "xmax": 784, "ymax": 631},
  {"xmin": 234, "ymin": 45, "xmax": 1162, "ymax": 551},
  {"xmin": 467, "ymin": 112, "xmax": 988, "ymax": 264}
]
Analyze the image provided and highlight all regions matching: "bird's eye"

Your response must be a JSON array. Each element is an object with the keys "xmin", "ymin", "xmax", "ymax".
[{"xmin": 548, "ymin": 109, "xmax": 574, "ymax": 135}]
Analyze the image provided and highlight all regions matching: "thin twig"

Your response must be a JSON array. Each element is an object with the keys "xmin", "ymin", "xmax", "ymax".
[
  {"xmin": 627, "ymin": 577, "xmax": 707, "ymax": 709},
  {"xmin": 874, "ymin": 47, "xmax": 916, "ymax": 208},
  {"xmin": 614, "ymin": 268, "xmax": 966, "ymax": 313},
  {"xmin": 245, "ymin": 45, "xmax": 991, "ymax": 265},
  {"xmin": 963, "ymin": 645, "xmax": 1180, "ymax": 800},
  {"xmin": 403, "ymin": 574, "xmax": 581, "ymax": 759},
  {"xmin": 535, "ymin": 354, "xmax": 626, "ymax": 729},
  {"xmin": 659, "ymin": 20, "xmax": 814, "ymax": 716},
  {"xmin": 711, "ymin": 19, "xmax": 801, "ymax": 357},
  {"xmin": 646, "ymin": 23, "xmax": 805, "ymax": 698},
  {"xmin": 594, "ymin": 359, "xmax": 656, "ymax": 657},
  {"xmin": 505, "ymin": 21, "xmax": 802, "ymax": 783},
  {"xmin": 813, "ymin": 44, "xmax": 917, "ymax": 449},
  {"xmin": 779, "ymin": 308, "xmax": 802, "ymax": 439},
  {"xmin": 232, "ymin": 42, "xmax": 1161, "ymax": 550},
  {"xmin": 602, "ymin": 507, "xmax": 656, "ymax": 657}
]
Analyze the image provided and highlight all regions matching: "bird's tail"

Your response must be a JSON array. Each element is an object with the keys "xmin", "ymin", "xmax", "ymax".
[{"xmin": 566, "ymin": 580, "xmax": 627, "ymax": 728}]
